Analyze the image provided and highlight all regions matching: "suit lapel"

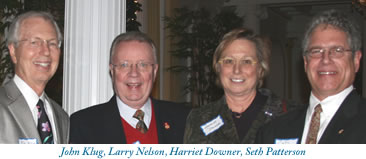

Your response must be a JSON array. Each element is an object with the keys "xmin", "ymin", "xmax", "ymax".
[
  {"xmin": 152, "ymin": 99, "xmax": 166, "ymax": 144},
  {"xmin": 319, "ymin": 91, "xmax": 359, "ymax": 144},
  {"xmin": 46, "ymin": 96, "xmax": 65, "ymax": 144},
  {"xmin": 216, "ymin": 107, "xmax": 240, "ymax": 143},
  {"xmin": 206, "ymin": 98, "xmax": 240, "ymax": 143},
  {"xmin": 273, "ymin": 107, "xmax": 307, "ymax": 144},
  {"xmin": 287, "ymin": 109, "xmax": 307, "ymax": 143},
  {"xmin": 103, "ymin": 96, "xmax": 127, "ymax": 143},
  {"xmin": 5, "ymin": 81, "xmax": 41, "ymax": 142}
]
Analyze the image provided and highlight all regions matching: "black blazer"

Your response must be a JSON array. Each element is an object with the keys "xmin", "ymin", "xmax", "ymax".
[
  {"xmin": 70, "ymin": 95, "xmax": 190, "ymax": 144},
  {"xmin": 256, "ymin": 90, "xmax": 366, "ymax": 144}
]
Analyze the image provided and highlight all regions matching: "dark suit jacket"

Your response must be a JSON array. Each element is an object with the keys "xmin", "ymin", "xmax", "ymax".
[
  {"xmin": 0, "ymin": 80, "xmax": 69, "ymax": 144},
  {"xmin": 256, "ymin": 90, "xmax": 366, "ymax": 144},
  {"xmin": 70, "ymin": 95, "xmax": 190, "ymax": 144}
]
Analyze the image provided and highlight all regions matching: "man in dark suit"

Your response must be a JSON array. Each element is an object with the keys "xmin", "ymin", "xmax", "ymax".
[
  {"xmin": 70, "ymin": 31, "xmax": 190, "ymax": 144},
  {"xmin": 0, "ymin": 11, "xmax": 69, "ymax": 144},
  {"xmin": 256, "ymin": 10, "xmax": 366, "ymax": 144}
]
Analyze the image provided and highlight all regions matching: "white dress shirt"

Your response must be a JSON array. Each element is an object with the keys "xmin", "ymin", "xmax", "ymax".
[
  {"xmin": 301, "ymin": 85, "xmax": 353, "ymax": 144},
  {"xmin": 116, "ymin": 96, "xmax": 152, "ymax": 128},
  {"xmin": 13, "ymin": 75, "xmax": 58, "ymax": 143}
]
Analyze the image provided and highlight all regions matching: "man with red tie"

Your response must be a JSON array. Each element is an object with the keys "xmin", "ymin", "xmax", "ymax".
[{"xmin": 70, "ymin": 31, "xmax": 190, "ymax": 144}]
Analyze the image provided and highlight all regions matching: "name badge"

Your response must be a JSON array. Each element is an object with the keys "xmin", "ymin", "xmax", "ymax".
[
  {"xmin": 274, "ymin": 138, "xmax": 299, "ymax": 144},
  {"xmin": 200, "ymin": 115, "xmax": 224, "ymax": 136},
  {"xmin": 19, "ymin": 138, "xmax": 38, "ymax": 144}
]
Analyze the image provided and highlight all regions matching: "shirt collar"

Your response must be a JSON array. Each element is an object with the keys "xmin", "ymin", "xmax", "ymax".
[
  {"xmin": 13, "ymin": 75, "xmax": 45, "ymax": 110},
  {"xmin": 308, "ymin": 85, "xmax": 353, "ymax": 117},
  {"xmin": 116, "ymin": 96, "xmax": 152, "ymax": 126}
]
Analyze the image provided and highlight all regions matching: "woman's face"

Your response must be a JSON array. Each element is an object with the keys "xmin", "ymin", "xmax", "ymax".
[{"xmin": 218, "ymin": 39, "xmax": 260, "ymax": 97}]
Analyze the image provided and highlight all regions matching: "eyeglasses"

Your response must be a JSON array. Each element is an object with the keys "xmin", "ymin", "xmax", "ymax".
[
  {"xmin": 17, "ymin": 37, "xmax": 61, "ymax": 49},
  {"xmin": 306, "ymin": 46, "xmax": 352, "ymax": 58},
  {"xmin": 112, "ymin": 61, "xmax": 156, "ymax": 72},
  {"xmin": 218, "ymin": 57, "xmax": 258, "ymax": 68}
]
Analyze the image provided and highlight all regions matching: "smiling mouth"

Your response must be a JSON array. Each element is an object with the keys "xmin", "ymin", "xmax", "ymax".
[
  {"xmin": 127, "ymin": 83, "xmax": 142, "ymax": 87},
  {"xmin": 34, "ymin": 62, "xmax": 50, "ymax": 67},
  {"xmin": 231, "ymin": 78, "xmax": 244, "ymax": 83},
  {"xmin": 319, "ymin": 71, "xmax": 336, "ymax": 75}
]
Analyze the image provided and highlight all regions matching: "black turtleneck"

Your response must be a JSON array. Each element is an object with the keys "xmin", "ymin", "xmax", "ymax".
[{"xmin": 231, "ymin": 91, "xmax": 268, "ymax": 142}]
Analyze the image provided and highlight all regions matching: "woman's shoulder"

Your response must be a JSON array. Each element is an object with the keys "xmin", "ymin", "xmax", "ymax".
[
  {"xmin": 258, "ymin": 88, "xmax": 303, "ymax": 117},
  {"xmin": 258, "ymin": 88, "xmax": 281, "ymax": 105},
  {"xmin": 187, "ymin": 97, "xmax": 228, "ymax": 122},
  {"xmin": 191, "ymin": 96, "xmax": 226, "ymax": 112}
]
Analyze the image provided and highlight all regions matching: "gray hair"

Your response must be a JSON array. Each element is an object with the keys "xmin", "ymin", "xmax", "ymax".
[
  {"xmin": 109, "ymin": 31, "xmax": 157, "ymax": 64},
  {"xmin": 302, "ymin": 9, "xmax": 361, "ymax": 56},
  {"xmin": 6, "ymin": 11, "xmax": 62, "ymax": 46}
]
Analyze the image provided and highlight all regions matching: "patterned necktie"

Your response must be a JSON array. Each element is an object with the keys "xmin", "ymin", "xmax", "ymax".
[
  {"xmin": 36, "ymin": 99, "xmax": 54, "ymax": 144},
  {"xmin": 133, "ymin": 110, "xmax": 148, "ymax": 134},
  {"xmin": 305, "ymin": 104, "xmax": 322, "ymax": 144}
]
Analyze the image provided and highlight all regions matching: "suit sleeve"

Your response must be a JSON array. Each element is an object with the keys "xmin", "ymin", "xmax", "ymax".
[
  {"xmin": 255, "ymin": 121, "xmax": 276, "ymax": 144},
  {"xmin": 183, "ymin": 110, "xmax": 194, "ymax": 143},
  {"xmin": 69, "ymin": 113, "xmax": 83, "ymax": 144}
]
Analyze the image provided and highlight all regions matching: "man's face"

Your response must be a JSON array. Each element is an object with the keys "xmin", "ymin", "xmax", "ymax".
[
  {"xmin": 110, "ymin": 41, "xmax": 158, "ymax": 108},
  {"xmin": 304, "ymin": 25, "xmax": 362, "ymax": 101},
  {"xmin": 8, "ymin": 17, "xmax": 60, "ymax": 95}
]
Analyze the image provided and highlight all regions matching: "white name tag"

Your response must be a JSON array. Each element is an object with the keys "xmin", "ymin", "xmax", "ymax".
[
  {"xmin": 274, "ymin": 138, "xmax": 299, "ymax": 144},
  {"xmin": 19, "ymin": 138, "xmax": 38, "ymax": 144},
  {"xmin": 200, "ymin": 115, "xmax": 224, "ymax": 136}
]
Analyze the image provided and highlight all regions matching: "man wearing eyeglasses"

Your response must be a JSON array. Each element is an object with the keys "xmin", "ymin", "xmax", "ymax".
[
  {"xmin": 256, "ymin": 9, "xmax": 366, "ymax": 144},
  {"xmin": 0, "ymin": 11, "xmax": 69, "ymax": 144},
  {"xmin": 70, "ymin": 31, "xmax": 190, "ymax": 144}
]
